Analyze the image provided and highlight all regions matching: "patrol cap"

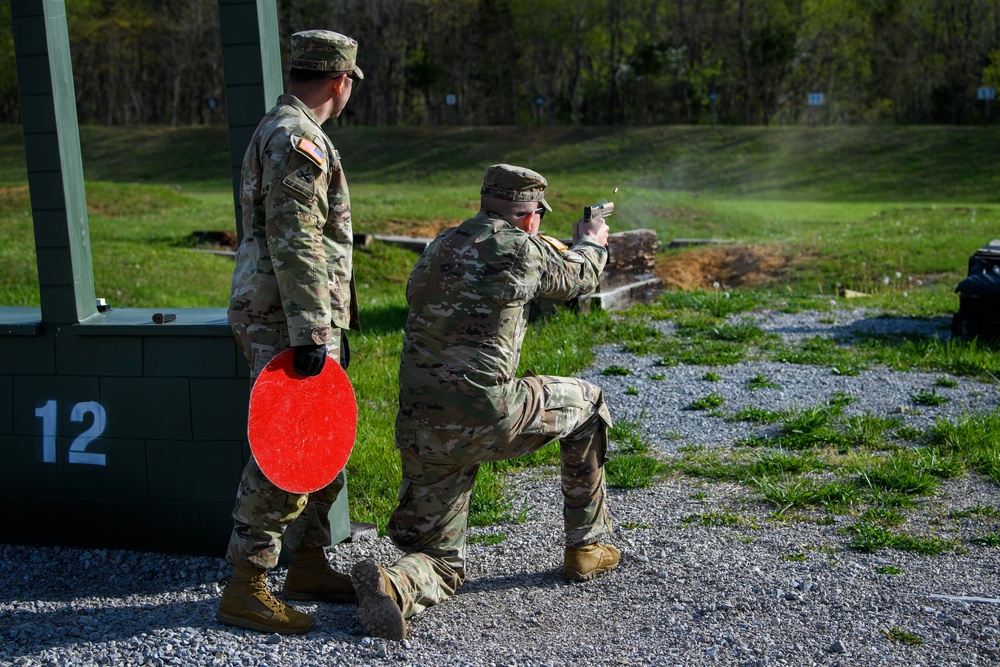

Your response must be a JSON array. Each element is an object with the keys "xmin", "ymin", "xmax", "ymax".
[
  {"xmin": 480, "ymin": 163, "xmax": 552, "ymax": 212},
  {"xmin": 290, "ymin": 30, "xmax": 364, "ymax": 79}
]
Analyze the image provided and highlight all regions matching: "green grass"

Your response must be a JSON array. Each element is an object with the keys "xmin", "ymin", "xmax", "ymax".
[
  {"xmin": 605, "ymin": 410, "xmax": 669, "ymax": 489},
  {"xmin": 4, "ymin": 123, "xmax": 1000, "ymax": 533},
  {"xmin": 781, "ymin": 552, "xmax": 808, "ymax": 562},
  {"xmin": 468, "ymin": 533, "xmax": 508, "ymax": 546},
  {"xmin": 747, "ymin": 450, "xmax": 821, "ymax": 477},
  {"xmin": 747, "ymin": 373, "xmax": 782, "ymax": 390},
  {"xmin": 857, "ymin": 455, "xmax": 941, "ymax": 496},
  {"xmin": 911, "ymin": 389, "xmax": 950, "ymax": 406},
  {"xmin": 950, "ymin": 505, "xmax": 998, "ymax": 519},
  {"xmin": 609, "ymin": 411, "xmax": 649, "ymax": 454},
  {"xmin": 469, "ymin": 465, "xmax": 515, "ymax": 526},
  {"xmin": 730, "ymin": 407, "xmax": 785, "ymax": 424},
  {"xmin": 688, "ymin": 392, "xmax": 726, "ymax": 410},
  {"xmin": 711, "ymin": 320, "xmax": 770, "ymax": 344},
  {"xmin": 970, "ymin": 532, "xmax": 1000, "ymax": 547},
  {"xmin": 842, "ymin": 415, "xmax": 903, "ymax": 449},
  {"xmin": 636, "ymin": 294, "xmax": 1000, "ymax": 379},
  {"xmin": 845, "ymin": 523, "xmax": 957, "ymax": 555},
  {"xmin": 5, "ymin": 123, "xmax": 993, "ymax": 248},
  {"xmin": 773, "ymin": 405, "xmax": 846, "ymax": 450},
  {"xmin": 925, "ymin": 412, "xmax": 1000, "ymax": 485},
  {"xmin": 734, "ymin": 434, "xmax": 769, "ymax": 448},
  {"xmin": 883, "ymin": 627, "xmax": 923, "ymax": 646},
  {"xmin": 862, "ymin": 507, "xmax": 907, "ymax": 528},
  {"xmin": 672, "ymin": 385, "xmax": 998, "ymax": 552},
  {"xmin": 0, "ymin": 182, "xmax": 235, "ymax": 307},
  {"xmin": 754, "ymin": 476, "xmax": 858, "ymax": 514},
  {"xmin": 606, "ymin": 454, "xmax": 667, "ymax": 490}
]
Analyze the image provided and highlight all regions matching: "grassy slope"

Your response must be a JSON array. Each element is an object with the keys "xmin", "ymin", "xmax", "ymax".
[
  {"xmin": 3, "ymin": 123, "xmax": 998, "ymax": 199},
  {"xmin": 2, "ymin": 123, "xmax": 999, "ymax": 525}
]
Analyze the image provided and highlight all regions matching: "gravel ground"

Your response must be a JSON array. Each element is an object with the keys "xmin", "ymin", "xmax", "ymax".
[{"xmin": 3, "ymin": 308, "xmax": 1000, "ymax": 667}]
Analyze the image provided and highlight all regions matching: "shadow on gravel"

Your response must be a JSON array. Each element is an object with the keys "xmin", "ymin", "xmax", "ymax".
[
  {"xmin": 456, "ymin": 568, "xmax": 564, "ymax": 595},
  {"xmin": 0, "ymin": 596, "xmax": 368, "ymax": 656},
  {"xmin": 0, "ymin": 562, "xmax": 227, "ymax": 604},
  {"xmin": 0, "ymin": 599, "xmax": 221, "ymax": 652},
  {"xmin": 762, "ymin": 315, "xmax": 953, "ymax": 342},
  {"xmin": 832, "ymin": 315, "xmax": 953, "ymax": 342}
]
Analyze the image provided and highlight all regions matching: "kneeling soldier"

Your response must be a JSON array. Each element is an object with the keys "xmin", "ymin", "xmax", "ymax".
[{"xmin": 352, "ymin": 164, "xmax": 619, "ymax": 640}]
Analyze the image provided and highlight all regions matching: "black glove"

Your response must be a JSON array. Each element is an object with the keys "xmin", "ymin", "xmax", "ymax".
[
  {"xmin": 340, "ymin": 331, "xmax": 350, "ymax": 370},
  {"xmin": 292, "ymin": 343, "xmax": 327, "ymax": 377}
]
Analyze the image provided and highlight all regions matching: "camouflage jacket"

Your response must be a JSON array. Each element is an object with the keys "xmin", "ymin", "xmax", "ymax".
[
  {"xmin": 396, "ymin": 212, "xmax": 608, "ymax": 433},
  {"xmin": 228, "ymin": 94, "xmax": 359, "ymax": 346}
]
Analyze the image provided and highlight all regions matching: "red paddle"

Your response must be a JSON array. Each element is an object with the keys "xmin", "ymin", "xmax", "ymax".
[{"xmin": 248, "ymin": 349, "xmax": 358, "ymax": 494}]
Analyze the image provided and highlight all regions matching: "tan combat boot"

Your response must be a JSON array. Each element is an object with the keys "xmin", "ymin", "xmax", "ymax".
[
  {"xmin": 564, "ymin": 542, "xmax": 621, "ymax": 581},
  {"xmin": 352, "ymin": 558, "xmax": 406, "ymax": 641},
  {"xmin": 282, "ymin": 547, "xmax": 357, "ymax": 603},
  {"xmin": 217, "ymin": 562, "xmax": 316, "ymax": 634}
]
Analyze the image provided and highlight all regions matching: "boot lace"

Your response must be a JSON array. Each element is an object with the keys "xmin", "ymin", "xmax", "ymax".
[{"xmin": 248, "ymin": 574, "xmax": 286, "ymax": 610}]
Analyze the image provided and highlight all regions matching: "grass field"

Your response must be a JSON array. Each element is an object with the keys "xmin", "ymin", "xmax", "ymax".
[{"xmin": 2, "ymin": 123, "xmax": 999, "ymax": 529}]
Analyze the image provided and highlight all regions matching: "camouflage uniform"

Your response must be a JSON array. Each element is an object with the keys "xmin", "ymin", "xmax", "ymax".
[
  {"xmin": 384, "ymin": 167, "xmax": 613, "ymax": 618},
  {"xmin": 227, "ymin": 323, "xmax": 346, "ymax": 569},
  {"xmin": 226, "ymin": 44, "xmax": 361, "ymax": 568}
]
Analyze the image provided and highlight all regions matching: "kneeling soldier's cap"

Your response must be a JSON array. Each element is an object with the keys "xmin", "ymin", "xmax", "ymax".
[
  {"xmin": 290, "ymin": 30, "xmax": 364, "ymax": 80},
  {"xmin": 481, "ymin": 163, "xmax": 552, "ymax": 212}
]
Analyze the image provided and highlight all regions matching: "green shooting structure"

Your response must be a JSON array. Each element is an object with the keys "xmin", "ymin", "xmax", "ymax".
[{"xmin": 1, "ymin": 0, "xmax": 350, "ymax": 555}]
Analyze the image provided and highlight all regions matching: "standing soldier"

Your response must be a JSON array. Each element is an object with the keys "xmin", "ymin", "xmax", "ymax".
[
  {"xmin": 352, "ymin": 164, "xmax": 619, "ymax": 640},
  {"xmin": 217, "ymin": 30, "xmax": 363, "ymax": 635}
]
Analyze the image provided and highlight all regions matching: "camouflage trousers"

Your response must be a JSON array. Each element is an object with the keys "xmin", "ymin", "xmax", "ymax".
[
  {"xmin": 385, "ymin": 374, "xmax": 613, "ymax": 618},
  {"xmin": 226, "ymin": 321, "xmax": 345, "ymax": 570},
  {"xmin": 230, "ymin": 321, "xmax": 344, "ymax": 377}
]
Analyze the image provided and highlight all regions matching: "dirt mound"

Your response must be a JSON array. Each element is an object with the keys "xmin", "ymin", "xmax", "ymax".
[
  {"xmin": 380, "ymin": 221, "xmax": 451, "ymax": 238},
  {"xmin": 0, "ymin": 185, "xmax": 29, "ymax": 208},
  {"xmin": 656, "ymin": 244, "xmax": 788, "ymax": 290}
]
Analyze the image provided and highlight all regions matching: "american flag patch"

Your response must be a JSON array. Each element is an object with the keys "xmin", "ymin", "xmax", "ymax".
[{"xmin": 297, "ymin": 136, "xmax": 325, "ymax": 166}]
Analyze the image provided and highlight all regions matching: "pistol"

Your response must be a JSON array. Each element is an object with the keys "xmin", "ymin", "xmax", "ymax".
[
  {"xmin": 583, "ymin": 201, "xmax": 614, "ymax": 221},
  {"xmin": 577, "ymin": 201, "xmax": 613, "ymax": 249}
]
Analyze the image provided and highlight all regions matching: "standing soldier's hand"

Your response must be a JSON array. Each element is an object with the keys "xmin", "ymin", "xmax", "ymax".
[
  {"xmin": 292, "ymin": 343, "xmax": 327, "ymax": 377},
  {"xmin": 573, "ymin": 217, "xmax": 610, "ymax": 247}
]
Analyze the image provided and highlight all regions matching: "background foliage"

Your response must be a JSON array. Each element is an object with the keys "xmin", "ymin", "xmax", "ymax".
[{"xmin": 2, "ymin": 0, "xmax": 1000, "ymax": 126}]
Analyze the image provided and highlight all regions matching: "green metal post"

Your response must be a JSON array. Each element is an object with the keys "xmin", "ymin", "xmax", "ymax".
[
  {"xmin": 12, "ymin": 0, "xmax": 96, "ymax": 324},
  {"xmin": 217, "ymin": 0, "xmax": 284, "ymax": 239}
]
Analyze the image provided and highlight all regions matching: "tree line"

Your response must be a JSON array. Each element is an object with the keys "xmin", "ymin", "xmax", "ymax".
[{"xmin": 1, "ymin": 0, "xmax": 999, "ymax": 127}]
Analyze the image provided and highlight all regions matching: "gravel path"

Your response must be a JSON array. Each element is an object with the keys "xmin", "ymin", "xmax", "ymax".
[{"xmin": 3, "ymin": 308, "xmax": 999, "ymax": 667}]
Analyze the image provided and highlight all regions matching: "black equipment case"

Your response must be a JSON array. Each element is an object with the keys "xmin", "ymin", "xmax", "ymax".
[{"xmin": 952, "ymin": 240, "xmax": 1000, "ymax": 341}]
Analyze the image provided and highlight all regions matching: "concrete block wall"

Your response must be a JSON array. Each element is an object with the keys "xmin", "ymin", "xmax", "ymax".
[
  {"xmin": 0, "ymin": 309, "xmax": 352, "ymax": 556},
  {"xmin": 0, "ymin": 310, "xmax": 249, "ymax": 554}
]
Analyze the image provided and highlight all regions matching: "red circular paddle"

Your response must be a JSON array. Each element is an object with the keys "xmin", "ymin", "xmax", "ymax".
[{"xmin": 248, "ymin": 349, "xmax": 357, "ymax": 494}]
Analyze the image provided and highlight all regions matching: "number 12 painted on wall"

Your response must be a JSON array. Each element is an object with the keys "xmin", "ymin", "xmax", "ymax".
[{"xmin": 34, "ymin": 400, "xmax": 109, "ymax": 466}]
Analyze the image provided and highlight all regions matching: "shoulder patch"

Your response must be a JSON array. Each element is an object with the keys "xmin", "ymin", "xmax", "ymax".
[
  {"xmin": 280, "ymin": 167, "xmax": 315, "ymax": 202},
  {"xmin": 539, "ymin": 234, "xmax": 569, "ymax": 252},
  {"xmin": 293, "ymin": 133, "xmax": 326, "ymax": 167}
]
